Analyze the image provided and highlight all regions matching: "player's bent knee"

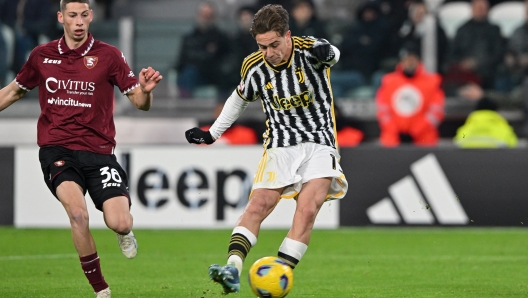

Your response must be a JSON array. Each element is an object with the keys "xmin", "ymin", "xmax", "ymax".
[
  {"xmin": 112, "ymin": 224, "xmax": 131, "ymax": 235},
  {"xmin": 297, "ymin": 206, "xmax": 318, "ymax": 222},
  {"xmin": 105, "ymin": 215, "xmax": 132, "ymax": 234},
  {"xmin": 247, "ymin": 197, "xmax": 275, "ymax": 216}
]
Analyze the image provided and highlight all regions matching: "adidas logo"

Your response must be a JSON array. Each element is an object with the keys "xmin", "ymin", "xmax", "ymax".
[
  {"xmin": 367, "ymin": 154, "xmax": 469, "ymax": 225},
  {"xmin": 264, "ymin": 82, "xmax": 274, "ymax": 90}
]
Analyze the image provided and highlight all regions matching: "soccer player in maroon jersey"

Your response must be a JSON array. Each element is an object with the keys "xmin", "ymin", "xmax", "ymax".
[{"xmin": 0, "ymin": 1, "xmax": 162, "ymax": 297}]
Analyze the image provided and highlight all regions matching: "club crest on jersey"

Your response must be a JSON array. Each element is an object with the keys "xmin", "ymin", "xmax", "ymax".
[
  {"xmin": 84, "ymin": 56, "xmax": 98, "ymax": 69},
  {"xmin": 295, "ymin": 67, "xmax": 305, "ymax": 83},
  {"xmin": 54, "ymin": 160, "xmax": 65, "ymax": 167}
]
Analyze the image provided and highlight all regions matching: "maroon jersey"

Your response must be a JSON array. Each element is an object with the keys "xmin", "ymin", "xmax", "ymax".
[{"xmin": 16, "ymin": 33, "xmax": 139, "ymax": 154}]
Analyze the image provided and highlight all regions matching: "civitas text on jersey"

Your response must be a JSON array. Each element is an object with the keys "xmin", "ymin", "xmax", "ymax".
[{"xmin": 45, "ymin": 77, "xmax": 96, "ymax": 94}]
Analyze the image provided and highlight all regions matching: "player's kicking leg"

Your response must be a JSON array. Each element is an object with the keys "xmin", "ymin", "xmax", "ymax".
[
  {"xmin": 277, "ymin": 178, "xmax": 331, "ymax": 269},
  {"xmin": 209, "ymin": 188, "xmax": 282, "ymax": 294},
  {"xmin": 102, "ymin": 196, "xmax": 138, "ymax": 259}
]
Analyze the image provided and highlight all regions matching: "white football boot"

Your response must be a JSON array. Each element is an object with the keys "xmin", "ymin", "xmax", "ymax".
[
  {"xmin": 116, "ymin": 231, "xmax": 138, "ymax": 259},
  {"xmin": 95, "ymin": 287, "xmax": 111, "ymax": 298}
]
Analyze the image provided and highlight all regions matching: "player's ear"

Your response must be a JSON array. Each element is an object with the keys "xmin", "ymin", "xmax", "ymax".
[{"xmin": 57, "ymin": 11, "xmax": 64, "ymax": 24}]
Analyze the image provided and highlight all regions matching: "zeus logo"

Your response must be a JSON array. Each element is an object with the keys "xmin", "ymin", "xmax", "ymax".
[
  {"xmin": 45, "ymin": 77, "xmax": 95, "ymax": 93},
  {"xmin": 43, "ymin": 58, "xmax": 62, "ymax": 64}
]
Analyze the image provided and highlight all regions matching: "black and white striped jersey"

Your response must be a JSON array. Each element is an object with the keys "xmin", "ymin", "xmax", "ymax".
[{"xmin": 236, "ymin": 36, "xmax": 338, "ymax": 149}]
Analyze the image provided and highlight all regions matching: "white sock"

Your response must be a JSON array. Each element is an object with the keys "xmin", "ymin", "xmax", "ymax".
[
  {"xmin": 278, "ymin": 237, "xmax": 308, "ymax": 265},
  {"xmin": 232, "ymin": 226, "xmax": 257, "ymax": 246},
  {"xmin": 228, "ymin": 226, "xmax": 257, "ymax": 276},
  {"xmin": 227, "ymin": 255, "xmax": 243, "ymax": 277}
]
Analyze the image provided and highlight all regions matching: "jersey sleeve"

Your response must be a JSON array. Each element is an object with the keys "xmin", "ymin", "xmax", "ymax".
[
  {"xmin": 15, "ymin": 46, "xmax": 41, "ymax": 91},
  {"xmin": 108, "ymin": 47, "xmax": 139, "ymax": 94},
  {"xmin": 235, "ymin": 53, "xmax": 261, "ymax": 102}
]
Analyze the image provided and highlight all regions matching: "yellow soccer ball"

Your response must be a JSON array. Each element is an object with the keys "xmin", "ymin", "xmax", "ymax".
[{"xmin": 248, "ymin": 256, "xmax": 294, "ymax": 298}]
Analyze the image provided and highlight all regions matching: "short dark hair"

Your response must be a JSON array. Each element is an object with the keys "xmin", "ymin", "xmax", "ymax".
[
  {"xmin": 249, "ymin": 5, "xmax": 289, "ymax": 38},
  {"xmin": 60, "ymin": 0, "xmax": 90, "ymax": 12}
]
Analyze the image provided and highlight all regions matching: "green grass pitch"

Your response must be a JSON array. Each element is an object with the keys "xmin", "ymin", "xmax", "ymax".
[{"xmin": 0, "ymin": 227, "xmax": 527, "ymax": 297}]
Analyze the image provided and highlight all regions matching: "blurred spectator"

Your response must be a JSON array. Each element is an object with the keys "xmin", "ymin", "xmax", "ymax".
[
  {"xmin": 454, "ymin": 90, "xmax": 518, "ymax": 148},
  {"xmin": 444, "ymin": 0, "xmax": 504, "ymax": 94},
  {"xmin": 218, "ymin": 5, "xmax": 258, "ymax": 95},
  {"xmin": 497, "ymin": 0, "xmax": 528, "ymax": 93},
  {"xmin": 0, "ymin": 0, "xmax": 55, "ymax": 74},
  {"xmin": 257, "ymin": 0, "xmax": 294, "ymax": 13},
  {"xmin": 376, "ymin": 42, "xmax": 445, "ymax": 147},
  {"xmin": 91, "ymin": 0, "xmax": 115, "ymax": 21},
  {"xmin": 387, "ymin": 0, "xmax": 448, "ymax": 74},
  {"xmin": 331, "ymin": 0, "xmax": 389, "ymax": 98},
  {"xmin": 174, "ymin": 2, "xmax": 231, "ymax": 99},
  {"xmin": 289, "ymin": 0, "xmax": 327, "ymax": 39},
  {"xmin": 0, "ymin": 22, "xmax": 7, "ymax": 87},
  {"xmin": 378, "ymin": 0, "xmax": 413, "ymax": 36},
  {"xmin": 232, "ymin": 6, "xmax": 258, "ymax": 62}
]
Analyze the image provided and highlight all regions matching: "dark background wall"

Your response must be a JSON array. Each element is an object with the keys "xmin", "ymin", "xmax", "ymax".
[{"xmin": 0, "ymin": 148, "xmax": 14, "ymax": 225}]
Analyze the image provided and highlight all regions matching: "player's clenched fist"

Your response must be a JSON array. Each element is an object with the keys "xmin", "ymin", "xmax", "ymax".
[
  {"xmin": 139, "ymin": 66, "xmax": 163, "ymax": 92},
  {"xmin": 310, "ymin": 38, "xmax": 335, "ymax": 62},
  {"xmin": 185, "ymin": 127, "xmax": 215, "ymax": 145}
]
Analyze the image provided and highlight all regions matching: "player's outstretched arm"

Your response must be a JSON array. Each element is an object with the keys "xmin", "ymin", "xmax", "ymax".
[
  {"xmin": 185, "ymin": 127, "xmax": 216, "ymax": 145},
  {"xmin": 126, "ymin": 66, "xmax": 163, "ymax": 111},
  {"xmin": 0, "ymin": 81, "xmax": 27, "ymax": 112},
  {"xmin": 185, "ymin": 90, "xmax": 249, "ymax": 145}
]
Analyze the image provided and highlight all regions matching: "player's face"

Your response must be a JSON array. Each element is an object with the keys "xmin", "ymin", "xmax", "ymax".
[
  {"xmin": 58, "ymin": 2, "xmax": 93, "ymax": 44},
  {"xmin": 255, "ymin": 30, "xmax": 292, "ymax": 66}
]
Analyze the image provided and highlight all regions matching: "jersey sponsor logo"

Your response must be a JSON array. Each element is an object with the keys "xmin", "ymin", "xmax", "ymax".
[
  {"xmin": 366, "ymin": 154, "xmax": 469, "ymax": 225},
  {"xmin": 47, "ymin": 97, "xmax": 92, "ymax": 108},
  {"xmin": 270, "ymin": 90, "xmax": 314, "ymax": 111},
  {"xmin": 43, "ymin": 58, "xmax": 62, "ymax": 65},
  {"xmin": 54, "ymin": 160, "xmax": 65, "ymax": 167},
  {"xmin": 84, "ymin": 56, "xmax": 98, "ymax": 69},
  {"xmin": 45, "ymin": 77, "xmax": 95, "ymax": 95},
  {"xmin": 264, "ymin": 81, "xmax": 274, "ymax": 90}
]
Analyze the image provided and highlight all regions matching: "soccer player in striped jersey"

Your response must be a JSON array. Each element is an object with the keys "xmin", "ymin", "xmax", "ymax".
[{"xmin": 185, "ymin": 4, "xmax": 348, "ymax": 294}]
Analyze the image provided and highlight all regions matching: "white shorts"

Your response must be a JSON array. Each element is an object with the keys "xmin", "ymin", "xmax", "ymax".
[{"xmin": 252, "ymin": 142, "xmax": 348, "ymax": 200}]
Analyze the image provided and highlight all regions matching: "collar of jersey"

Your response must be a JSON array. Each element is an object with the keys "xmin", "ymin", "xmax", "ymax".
[
  {"xmin": 263, "ymin": 38, "xmax": 294, "ymax": 72},
  {"xmin": 58, "ymin": 33, "xmax": 95, "ymax": 56}
]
